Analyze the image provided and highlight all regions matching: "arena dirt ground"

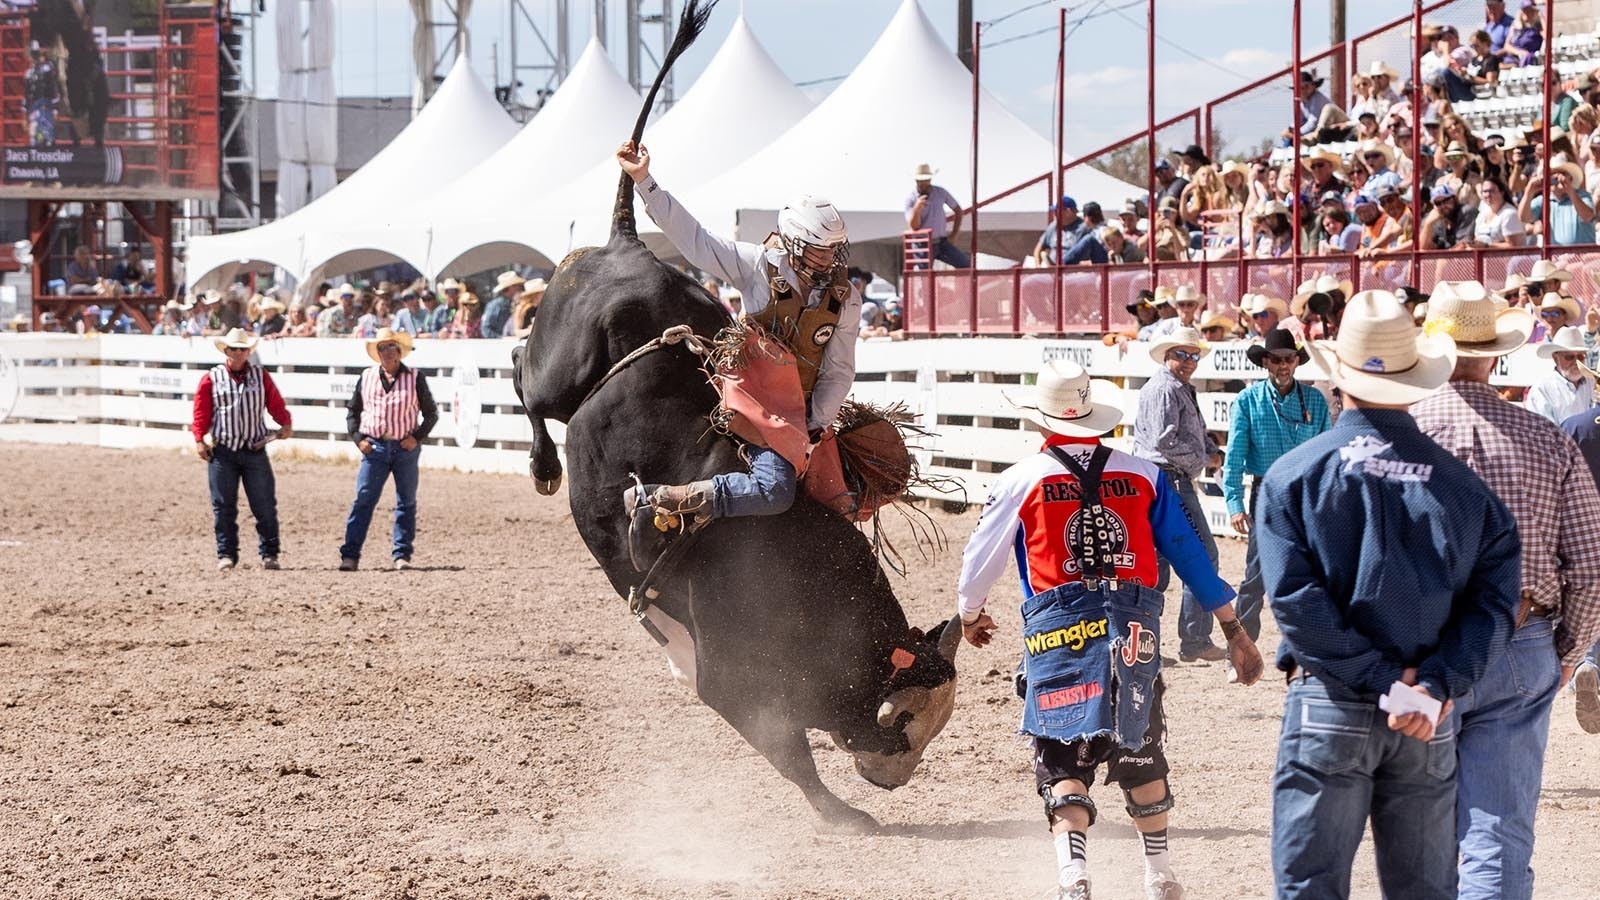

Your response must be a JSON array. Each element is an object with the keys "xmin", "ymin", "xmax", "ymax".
[{"xmin": 1, "ymin": 442, "xmax": 1597, "ymax": 900}]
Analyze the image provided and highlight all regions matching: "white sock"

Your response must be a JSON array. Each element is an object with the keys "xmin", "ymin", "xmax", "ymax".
[
  {"xmin": 1055, "ymin": 830, "xmax": 1088, "ymax": 885},
  {"xmin": 1141, "ymin": 827, "xmax": 1172, "ymax": 876}
]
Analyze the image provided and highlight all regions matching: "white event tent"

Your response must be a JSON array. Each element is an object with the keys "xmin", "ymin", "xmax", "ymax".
[
  {"xmin": 473, "ymin": 13, "xmax": 814, "ymax": 274},
  {"xmin": 420, "ymin": 40, "xmax": 643, "ymax": 276},
  {"xmin": 184, "ymin": 55, "xmax": 518, "ymax": 291}
]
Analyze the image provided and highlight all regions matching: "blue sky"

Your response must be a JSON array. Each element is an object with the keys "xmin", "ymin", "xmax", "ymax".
[{"xmin": 257, "ymin": 0, "xmax": 1434, "ymax": 156}]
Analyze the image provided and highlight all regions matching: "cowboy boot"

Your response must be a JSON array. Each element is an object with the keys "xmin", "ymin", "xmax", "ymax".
[{"xmin": 622, "ymin": 480, "xmax": 716, "ymax": 572}]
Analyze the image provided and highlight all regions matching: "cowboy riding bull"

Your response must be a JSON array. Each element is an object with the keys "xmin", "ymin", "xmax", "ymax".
[{"xmin": 510, "ymin": 0, "xmax": 961, "ymax": 832}]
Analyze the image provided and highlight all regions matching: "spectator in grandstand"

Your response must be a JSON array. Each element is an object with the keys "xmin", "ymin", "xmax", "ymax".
[
  {"xmin": 1504, "ymin": 0, "xmax": 1543, "ymax": 66},
  {"xmin": 1117, "ymin": 200, "xmax": 1144, "ymax": 241},
  {"xmin": 1433, "ymin": 141, "xmax": 1480, "ymax": 211},
  {"xmin": 1536, "ymin": 292, "xmax": 1582, "ymax": 341},
  {"xmin": 906, "ymin": 163, "xmax": 969, "ymax": 269},
  {"xmin": 1126, "ymin": 291, "xmax": 1161, "ymax": 338},
  {"xmin": 64, "ymin": 244, "xmax": 99, "ymax": 295},
  {"xmin": 1442, "ymin": 46, "xmax": 1478, "ymax": 104},
  {"xmin": 1467, "ymin": 29, "xmax": 1503, "ymax": 87},
  {"xmin": 390, "ymin": 290, "xmax": 422, "ymax": 336},
  {"xmin": 1358, "ymin": 140, "xmax": 1402, "ymax": 195},
  {"xmin": 112, "ymin": 246, "xmax": 151, "ymax": 293},
  {"xmin": 1172, "ymin": 144, "xmax": 1210, "ymax": 182},
  {"xmin": 191, "ymin": 328, "xmax": 292, "ymax": 571},
  {"xmin": 1484, "ymin": 0, "xmax": 1514, "ymax": 52},
  {"xmin": 1248, "ymin": 200, "xmax": 1294, "ymax": 259},
  {"xmin": 339, "ymin": 328, "xmax": 439, "ymax": 572},
  {"xmin": 481, "ymin": 271, "xmax": 523, "ymax": 338},
  {"xmin": 284, "ymin": 302, "xmax": 314, "ymax": 337},
  {"xmin": 1353, "ymin": 111, "xmax": 1381, "ymax": 142},
  {"xmin": 1218, "ymin": 160, "xmax": 1251, "ymax": 210},
  {"xmin": 1142, "ymin": 197, "xmax": 1189, "ymax": 262},
  {"xmin": 1059, "ymin": 202, "xmax": 1110, "ymax": 265},
  {"xmin": 255, "ymin": 295, "xmax": 286, "ymax": 337},
  {"xmin": 1467, "ymin": 176, "xmax": 1526, "ymax": 247},
  {"xmin": 1154, "ymin": 157, "xmax": 1187, "ymax": 207},
  {"xmin": 1149, "ymin": 285, "xmax": 1205, "ymax": 340},
  {"xmin": 1348, "ymin": 73, "xmax": 1378, "ymax": 120},
  {"xmin": 1319, "ymin": 206, "xmax": 1361, "ymax": 254},
  {"xmin": 318, "ymin": 284, "xmax": 359, "ymax": 337},
  {"xmin": 1198, "ymin": 311, "xmax": 1235, "ymax": 344},
  {"xmin": 1421, "ymin": 25, "xmax": 1462, "ymax": 86},
  {"xmin": 449, "ymin": 291, "xmax": 486, "ymax": 339},
  {"xmin": 1436, "ymin": 114, "xmax": 1485, "ymax": 167},
  {"xmin": 1420, "ymin": 184, "xmax": 1469, "ymax": 251},
  {"xmin": 507, "ymin": 278, "xmax": 546, "ymax": 339},
  {"xmin": 1292, "ymin": 275, "xmax": 1352, "ymax": 341},
  {"xmin": 1526, "ymin": 326, "xmax": 1594, "ymax": 424},
  {"xmin": 1030, "ymin": 195, "xmax": 1086, "ymax": 266},
  {"xmin": 1556, "ymin": 78, "xmax": 1600, "ymax": 133},
  {"xmin": 411, "ymin": 290, "xmax": 439, "ymax": 336},
  {"xmin": 1419, "ymin": 102, "xmax": 1450, "ymax": 157},
  {"xmin": 1520, "ymin": 153, "xmax": 1596, "ymax": 244},
  {"xmin": 1301, "ymin": 149, "xmax": 1344, "ymax": 202},
  {"xmin": 1358, "ymin": 185, "xmax": 1409, "ymax": 254},
  {"xmin": 1366, "ymin": 60, "xmax": 1404, "ymax": 113},
  {"xmin": 1282, "ymin": 69, "xmax": 1334, "ymax": 146},
  {"xmin": 1180, "ymin": 164, "xmax": 1225, "ymax": 231},
  {"xmin": 151, "ymin": 300, "xmax": 183, "ymax": 335},
  {"xmin": 1243, "ymin": 293, "xmax": 1290, "ymax": 338},
  {"xmin": 218, "ymin": 293, "xmax": 247, "ymax": 333},
  {"xmin": 1223, "ymin": 328, "xmax": 1331, "ymax": 642},
  {"xmin": 1100, "ymin": 224, "xmax": 1143, "ymax": 265},
  {"xmin": 355, "ymin": 291, "xmax": 394, "ymax": 338},
  {"xmin": 428, "ymin": 279, "xmax": 462, "ymax": 334}
]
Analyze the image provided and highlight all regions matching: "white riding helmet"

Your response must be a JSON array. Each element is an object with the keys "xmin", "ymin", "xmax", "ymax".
[{"xmin": 778, "ymin": 194, "xmax": 849, "ymax": 281}]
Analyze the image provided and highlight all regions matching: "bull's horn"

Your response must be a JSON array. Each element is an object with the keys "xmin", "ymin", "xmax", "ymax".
[
  {"xmin": 938, "ymin": 612, "xmax": 962, "ymax": 663},
  {"xmin": 877, "ymin": 687, "xmax": 929, "ymax": 727},
  {"xmin": 876, "ymin": 699, "xmax": 898, "ymax": 728}
]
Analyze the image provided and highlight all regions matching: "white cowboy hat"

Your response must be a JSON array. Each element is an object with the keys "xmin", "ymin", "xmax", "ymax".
[
  {"xmin": 1003, "ymin": 360, "xmax": 1123, "ymax": 438},
  {"xmin": 1537, "ymin": 292, "xmax": 1582, "ymax": 323},
  {"xmin": 493, "ymin": 270, "xmax": 526, "ymax": 293},
  {"xmin": 517, "ymin": 277, "xmax": 548, "ymax": 301},
  {"xmin": 912, "ymin": 163, "xmax": 936, "ymax": 181},
  {"xmin": 257, "ymin": 295, "xmax": 288, "ymax": 313},
  {"xmin": 1538, "ymin": 325, "xmax": 1589, "ymax": 357},
  {"xmin": 1421, "ymin": 281, "xmax": 1534, "ymax": 357},
  {"xmin": 322, "ymin": 288, "xmax": 342, "ymax": 304},
  {"xmin": 1148, "ymin": 326, "xmax": 1212, "ymax": 365},
  {"xmin": 1151, "ymin": 285, "xmax": 1176, "ymax": 307},
  {"xmin": 337, "ymin": 282, "xmax": 358, "ymax": 296},
  {"xmin": 1171, "ymin": 284, "xmax": 1206, "ymax": 305},
  {"xmin": 1547, "ymin": 153, "xmax": 1584, "ymax": 185},
  {"xmin": 1365, "ymin": 59, "xmax": 1400, "ymax": 81},
  {"xmin": 162, "ymin": 298, "xmax": 185, "ymax": 312},
  {"xmin": 1497, "ymin": 272, "xmax": 1527, "ymax": 297},
  {"xmin": 214, "ymin": 327, "xmax": 258, "ymax": 353},
  {"xmin": 1304, "ymin": 290, "xmax": 1456, "ymax": 405},
  {"xmin": 1357, "ymin": 139, "xmax": 1396, "ymax": 169},
  {"xmin": 365, "ymin": 327, "xmax": 415, "ymax": 363},
  {"xmin": 1219, "ymin": 159, "xmax": 1251, "ymax": 180},
  {"xmin": 1291, "ymin": 274, "xmax": 1356, "ymax": 318},
  {"xmin": 1251, "ymin": 199, "xmax": 1290, "ymax": 219},
  {"xmin": 1242, "ymin": 292, "xmax": 1289, "ymax": 318},
  {"xmin": 436, "ymin": 277, "xmax": 464, "ymax": 293},
  {"xmin": 1525, "ymin": 260, "xmax": 1574, "ymax": 284}
]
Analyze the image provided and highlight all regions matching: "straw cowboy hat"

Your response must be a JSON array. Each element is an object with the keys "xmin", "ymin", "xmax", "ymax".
[
  {"xmin": 1252, "ymin": 199, "xmax": 1290, "ymax": 219},
  {"xmin": 458, "ymin": 291, "xmax": 482, "ymax": 307},
  {"xmin": 1300, "ymin": 147, "xmax": 1344, "ymax": 172},
  {"xmin": 258, "ymin": 295, "xmax": 287, "ymax": 313},
  {"xmin": 493, "ymin": 270, "xmax": 527, "ymax": 294},
  {"xmin": 1357, "ymin": 139, "xmax": 1396, "ymax": 169},
  {"xmin": 1219, "ymin": 159, "xmax": 1251, "ymax": 180},
  {"xmin": 1364, "ymin": 59, "xmax": 1400, "ymax": 81},
  {"xmin": 436, "ymin": 277, "xmax": 464, "ymax": 293},
  {"xmin": 912, "ymin": 163, "xmax": 936, "ymax": 181},
  {"xmin": 214, "ymin": 327, "xmax": 258, "ymax": 354},
  {"xmin": 1537, "ymin": 292, "xmax": 1582, "ymax": 322},
  {"xmin": 1003, "ymin": 360, "xmax": 1123, "ymax": 438},
  {"xmin": 1291, "ymin": 274, "xmax": 1355, "ymax": 318},
  {"xmin": 1304, "ymin": 290, "xmax": 1456, "ymax": 405},
  {"xmin": 1496, "ymin": 272, "xmax": 1526, "ymax": 298},
  {"xmin": 1148, "ymin": 326, "xmax": 1212, "ymax": 365},
  {"xmin": 1538, "ymin": 325, "xmax": 1589, "ymax": 358},
  {"xmin": 1421, "ymin": 281, "xmax": 1534, "ymax": 357},
  {"xmin": 365, "ymin": 327, "xmax": 414, "ymax": 363},
  {"xmin": 1242, "ymin": 292, "xmax": 1289, "ymax": 318},
  {"xmin": 517, "ymin": 277, "xmax": 548, "ymax": 301},
  {"xmin": 1247, "ymin": 327, "xmax": 1310, "ymax": 367},
  {"xmin": 1547, "ymin": 152, "xmax": 1585, "ymax": 185},
  {"xmin": 1199, "ymin": 310, "xmax": 1237, "ymax": 333},
  {"xmin": 162, "ymin": 298, "xmax": 185, "ymax": 312},
  {"xmin": 1525, "ymin": 260, "xmax": 1574, "ymax": 284}
]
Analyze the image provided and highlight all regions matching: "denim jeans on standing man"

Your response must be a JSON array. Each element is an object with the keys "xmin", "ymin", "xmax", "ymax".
[
  {"xmin": 1153, "ymin": 471, "xmax": 1218, "ymax": 653},
  {"xmin": 339, "ymin": 439, "xmax": 420, "ymax": 562},
  {"xmin": 208, "ymin": 444, "xmax": 279, "ymax": 562},
  {"xmin": 1234, "ymin": 479, "xmax": 1267, "ymax": 641},
  {"xmin": 1454, "ymin": 615, "xmax": 1561, "ymax": 900},
  {"xmin": 1272, "ymin": 674, "xmax": 1459, "ymax": 900}
]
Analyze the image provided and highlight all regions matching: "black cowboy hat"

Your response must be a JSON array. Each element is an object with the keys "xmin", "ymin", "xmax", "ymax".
[
  {"xmin": 1126, "ymin": 289, "xmax": 1156, "ymax": 314},
  {"xmin": 1246, "ymin": 327, "xmax": 1310, "ymax": 367},
  {"xmin": 1299, "ymin": 69, "xmax": 1325, "ymax": 88},
  {"xmin": 1395, "ymin": 286, "xmax": 1430, "ymax": 307},
  {"xmin": 1172, "ymin": 144, "xmax": 1211, "ymax": 166}
]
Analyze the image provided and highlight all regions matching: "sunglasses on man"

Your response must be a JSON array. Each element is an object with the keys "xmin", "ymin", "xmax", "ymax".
[
  {"xmin": 1540, "ymin": 310, "xmax": 1565, "ymax": 320},
  {"xmin": 1168, "ymin": 349, "xmax": 1203, "ymax": 363}
]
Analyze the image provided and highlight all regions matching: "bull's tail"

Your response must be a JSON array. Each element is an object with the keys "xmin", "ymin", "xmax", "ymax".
[{"xmin": 611, "ymin": 0, "xmax": 719, "ymax": 244}]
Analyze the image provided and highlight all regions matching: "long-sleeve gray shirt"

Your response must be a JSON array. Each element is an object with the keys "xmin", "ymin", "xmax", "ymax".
[
  {"xmin": 635, "ymin": 174, "xmax": 861, "ymax": 432},
  {"xmin": 1133, "ymin": 366, "xmax": 1217, "ymax": 479}
]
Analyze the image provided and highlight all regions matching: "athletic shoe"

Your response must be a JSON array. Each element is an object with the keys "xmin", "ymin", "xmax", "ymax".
[
  {"xmin": 339, "ymin": 558, "xmax": 358, "ymax": 572},
  {"xmin": 1575, "ymin": 662, "xmax": 1600, "ymax": 735},
  {"xmin": 1144, "ymin": 871, "xmax": 1184, "ymax": 900},
  {"xmin": 216, "ymin": 558, "xmax": 236, "ymax": 571},
  {"xmin": 393, "ymin": 557, "xmax": 412, "ymax": 571},
  {"xmin": 1054, "ymin": 876, "xmax": 1091, "ymax": 900},
  {"xmin": 262, "ymin": 557, "xmax": 280, "ymax": 571},
  {"xmin": 1178, "ymin": 644, "xmax": 1226, "ymax": 663}
]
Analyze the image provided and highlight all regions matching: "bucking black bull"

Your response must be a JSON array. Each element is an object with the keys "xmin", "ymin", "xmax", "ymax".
[{"xmin": 510, "ymin": 0, "xmax": 961, "ymax": 832}]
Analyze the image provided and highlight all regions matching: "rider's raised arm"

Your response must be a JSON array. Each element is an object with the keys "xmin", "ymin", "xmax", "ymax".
[{"xmin": 635, "ymin": 174, "xmax": 762, "ymax": 287}]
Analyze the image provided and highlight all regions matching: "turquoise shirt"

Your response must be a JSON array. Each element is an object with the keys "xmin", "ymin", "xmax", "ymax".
[{"xmin": 1222, "ymin": 378, "xmax": 1332, "ymax": 515}]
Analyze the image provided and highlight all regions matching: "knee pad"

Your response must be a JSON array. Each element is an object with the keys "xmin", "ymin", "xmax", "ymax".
[
  {"xmin": 1123, "ymin": 784, "xmax": 1175, "ymax": 820},
  {"xmin": 1041, "ymin": 784, "xmax": 1097, "ymax": 828}
]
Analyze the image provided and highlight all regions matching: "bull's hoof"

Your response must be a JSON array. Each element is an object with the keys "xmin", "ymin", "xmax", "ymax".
[
  {"xmin": 530, "ymin": 466, "xmax": 562, "ymax": 495},
  {"xmin": 815, "ymin": 803, "xmax": 880, "ymax": 836}
]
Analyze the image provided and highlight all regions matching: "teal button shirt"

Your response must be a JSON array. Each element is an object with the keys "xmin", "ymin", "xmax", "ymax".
[{"xmin": 1222, "ymin": 379, "xmax": 1332, "ymax": 515}]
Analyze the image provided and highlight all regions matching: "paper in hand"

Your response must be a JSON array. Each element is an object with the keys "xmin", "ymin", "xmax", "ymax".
[{"xmin": 1377, "ymin": 681, "xmax": 1443, "ymax": 725}]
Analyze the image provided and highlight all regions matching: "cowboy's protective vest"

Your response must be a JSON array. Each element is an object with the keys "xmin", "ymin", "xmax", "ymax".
[{"xmin": 748, "ymin": 258, "xmax": 850, "ymax": 396}]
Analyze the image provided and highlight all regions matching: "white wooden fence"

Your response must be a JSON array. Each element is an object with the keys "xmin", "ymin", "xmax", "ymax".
[{"xmin": 0, "ymin": 333, "xmax": 1563, "ymax": 539}]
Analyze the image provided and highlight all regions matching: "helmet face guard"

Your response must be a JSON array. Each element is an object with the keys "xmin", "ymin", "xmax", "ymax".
[
  {"xmin": 783, "ymin": 234, "xmax": 850, "ymax": 284},
  {"xmin": 778, "ymin": 195, "xmax": 849, "ymax": 284}
]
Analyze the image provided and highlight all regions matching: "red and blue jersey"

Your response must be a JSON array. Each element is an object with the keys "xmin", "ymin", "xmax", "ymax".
[{"xmin": 957, "ymin": 434, "xmax": 1235, "ymax": 620}]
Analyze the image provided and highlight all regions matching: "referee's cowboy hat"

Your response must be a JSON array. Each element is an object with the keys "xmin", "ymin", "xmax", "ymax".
[
  {"xmin": 1148, "ymin": 326, "xmax": 1211, "ymax": 365},
  {"xmin": 1421, "ymin": 281, "xmax": 1534, "ymax": 357},
  {"xmin": 365, "ymin": 327, "xmax": 414, "ymax": 363},
  {"xmin": 1003, "ymin": 360, "xmax": 1123, "ymax": 438},
  {"xmin": 1305, "ymin": 290, "xmax": 1456, "ymax": 405},
  {"xmin": 1247, "ymin": 327, "xmax": 1310, "ymax": 367},
  {"xmin": 214, "ymin": 327, "xmax": 258, "ymax": 353}
]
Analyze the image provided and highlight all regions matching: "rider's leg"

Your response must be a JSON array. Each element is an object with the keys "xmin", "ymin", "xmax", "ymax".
[{"xmin": 709, "ymin": 446, "xmax": 796, "ymax": 519}]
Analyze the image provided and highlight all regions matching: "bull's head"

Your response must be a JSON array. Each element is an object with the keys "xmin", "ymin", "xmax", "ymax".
[{"xmin": 833, "ymin": 613, "xmax": 962, "ymax": 790}]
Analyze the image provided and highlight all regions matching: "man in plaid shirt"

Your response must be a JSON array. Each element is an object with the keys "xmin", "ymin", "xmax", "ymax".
[{"xmin": 1411, "ymin": 281, "xmax": 1600, "ymax": 900}]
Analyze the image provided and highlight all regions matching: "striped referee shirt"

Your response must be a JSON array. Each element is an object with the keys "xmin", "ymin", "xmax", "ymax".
[
  {"xmin": 1413, "ymin": 380, "xmax": 1600, "ymax": 666},
  {"xmin": 190, "ymin": 363, "xmax": 292, "ymax": 449}
]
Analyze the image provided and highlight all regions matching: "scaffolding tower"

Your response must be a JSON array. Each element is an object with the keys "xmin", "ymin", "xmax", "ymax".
[{"xmin": 506, "ymin": 0, "xmax": 570, "ymax": 122}]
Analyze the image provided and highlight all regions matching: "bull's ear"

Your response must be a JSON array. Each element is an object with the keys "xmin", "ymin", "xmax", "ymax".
[{"xmin": 936, "ymin": 613, "xmax": 961, "ymax": 663}]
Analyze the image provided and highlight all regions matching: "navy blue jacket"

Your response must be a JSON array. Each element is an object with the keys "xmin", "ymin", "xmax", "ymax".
[{"xmin": 1256, "ymin": 408, "xmax": 1521, "ymax": 701}]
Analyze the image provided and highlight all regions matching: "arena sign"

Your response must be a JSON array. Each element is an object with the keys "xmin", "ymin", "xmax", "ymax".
[
  {"xmin": 451, "ymin": 352, "xmax": 482, "ymax": 450},
  {"xmin": 0, "ymin": 349, "xmax": 19, "ymax": 423}
]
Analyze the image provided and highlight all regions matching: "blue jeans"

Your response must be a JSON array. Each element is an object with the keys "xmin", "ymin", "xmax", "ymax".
[
  {"xmin": 208, "ymin": 445, "xmax": 279, "ymax": 561},
  {"xmin": 1153, "ymin": 472, "xmax": 1218, "ymax": 653},
  {"xmin": 711, "ymin": 445, "xmax": 796, "ymax": 519},
  {"xmin": 1272, "ymin": 675, "xmax": 1459, "ymax": 900},
  {"xmin": 1236, "ymin": 480, "xmax": 1266, "ymax": 641},
  {"xmin": 339, "ymin": 439, "xmax": 420, "ymax": 561},
  {"xmin": 933, "ymin": 237, "xmax": 971, "ymax": 269},
  {"xmin": 1586, "ymin": 640, "xmax": 1598, "ymax": 668},
  {"xmin": 1454, "ymin": 617, "xmax": 1560, "ymax": 900}
]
